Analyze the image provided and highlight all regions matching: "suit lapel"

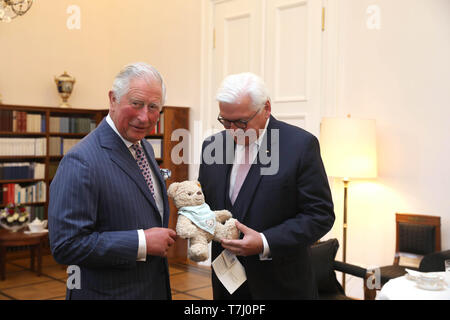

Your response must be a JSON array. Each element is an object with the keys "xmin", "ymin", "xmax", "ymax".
[
  {"xmin": 98, "ymin": 120, "xmax": 160, "ymax": 216},
  {"xmin": 211, "ymin": 131, "xmax": 234, "ymax": 211}
]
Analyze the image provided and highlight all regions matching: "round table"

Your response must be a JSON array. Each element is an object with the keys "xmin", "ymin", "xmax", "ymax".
[
  {"xmin": 0, "ymin": 229, "xmax": 48, "ymax": 280},
  {"xmin": 377, "ymin": 272, "xmax": 450, "ymax": 300}
]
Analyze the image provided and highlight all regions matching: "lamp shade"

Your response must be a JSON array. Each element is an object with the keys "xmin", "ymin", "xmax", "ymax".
[{"xmin": 320, "ymin": 117, "xmax": 377, "ymax": 179}]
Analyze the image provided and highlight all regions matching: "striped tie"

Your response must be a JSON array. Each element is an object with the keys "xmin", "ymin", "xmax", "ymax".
[{"xmin": 131, "ymin": 143, "xmax": 156, "ymax": 199}]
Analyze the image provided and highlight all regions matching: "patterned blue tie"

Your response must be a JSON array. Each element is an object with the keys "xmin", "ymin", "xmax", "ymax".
[{"xmin": 131, "ymin": 143, "xmax": 156, "ymax": 199}]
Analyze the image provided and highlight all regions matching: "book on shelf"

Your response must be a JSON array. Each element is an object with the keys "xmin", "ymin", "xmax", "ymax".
[
  {"xmin": 0, "ymin": 138, "xmax": 47, "ymax": 156},
  {"xmin": 0, "ymin": 182, "xmax": 47, "ymax": 205},
  {"xmin": 149, "ymin": 113, "xmax": 164, "ymax": 135},
  {"xmin": 26, "ymin": 113, "xmax": 44, "ymax": 133},
  {"xmin": 28, "ymin": 205, "xmax": 45, "ymax": 221},
  {"xmin": 63, "ymin": 138, "xmax": 81, "ymax": 155},
  {"xmin": 0, "ymin": 110, "xmax": 13, "ymax": 131},
  {"xmin": 0, "ymin": 162, "xmax": 45, "ymax": 180},
  {"xmin": 0, "ymin": 184, "xmax": 4, "ymax": 205},
  {"xmin": 49, "ymin": 137, "xmax": 81, "ymax": 156},
  {"xmin": 49, "ymin": 116, "xmax": 96, "ymax": 133},
  {"xmin": 0, "ymin": 110, "xmax": 45, "ymax": 133}
]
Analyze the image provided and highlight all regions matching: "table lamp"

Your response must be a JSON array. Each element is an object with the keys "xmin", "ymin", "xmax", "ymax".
[{"xmin": 320, "ymin": 115, "xmax": 377, "ymax": 291}]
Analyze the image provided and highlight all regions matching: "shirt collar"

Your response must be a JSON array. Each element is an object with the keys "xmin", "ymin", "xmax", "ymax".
[{"xmin": 106, "ymin": 114, "xmax": 139, "ymax": 149}]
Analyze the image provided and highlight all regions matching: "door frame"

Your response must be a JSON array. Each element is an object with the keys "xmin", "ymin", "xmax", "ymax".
[{"xmin": 200, "ymin": 0, "xmax": 340, "ymax": 133}]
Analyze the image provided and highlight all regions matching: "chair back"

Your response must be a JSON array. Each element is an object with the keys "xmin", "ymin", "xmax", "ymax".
[
  {"xmin": 310, "ymin": 239, "xmax": 344, "ymax": 296},
  {"xmin": 419, "ymin": 250, "xmax": 450, "ymax": 272},
  {"xmin": 394, "ymin": 213, "xmax": 441, "ymax": 265}
]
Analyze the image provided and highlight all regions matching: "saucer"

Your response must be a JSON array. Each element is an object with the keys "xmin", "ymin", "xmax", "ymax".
[
  {"xmin": 416, "ymin": 280, "xmax": 446, "ymax": 291},
  {"xmin": 24, "ymin": 229, "xmax": 48, "ymax": 234}
]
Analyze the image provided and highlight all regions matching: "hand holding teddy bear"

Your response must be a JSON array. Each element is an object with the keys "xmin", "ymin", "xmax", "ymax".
[{"xmin": 168, "ymin": 180, "xmax": 240, "ymax": 262}]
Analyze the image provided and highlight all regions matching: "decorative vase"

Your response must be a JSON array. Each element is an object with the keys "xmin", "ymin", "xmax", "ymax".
[{"xmin": 54, "ymin": 71, "xmax": 76, "ymax": 108}]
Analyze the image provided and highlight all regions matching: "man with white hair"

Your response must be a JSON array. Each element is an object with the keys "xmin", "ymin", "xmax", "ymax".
[
  {"xmin": 49, "ymin": 62, "xmax": 176, "ymax": 299},
  {"xmin": 198, "ymin": 72, "xmax": 335, "ymax": 299}
]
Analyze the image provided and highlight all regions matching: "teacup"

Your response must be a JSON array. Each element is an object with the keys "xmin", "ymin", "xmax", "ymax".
[{"xmin": 417, "ymin": 273, "xmax": 445, "ymax": 290}]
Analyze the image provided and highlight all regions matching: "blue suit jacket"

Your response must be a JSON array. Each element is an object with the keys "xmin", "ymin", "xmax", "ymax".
[
  {"xmin": 198, "ymin": 116, "xmax": 335, "ymax": 299},
  {"xmin": 49, "ymin": 119, "xmax": 171, "ymax": 300}
]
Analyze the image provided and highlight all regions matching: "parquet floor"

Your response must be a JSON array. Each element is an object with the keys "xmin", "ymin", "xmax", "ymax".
[{"xmin": 0, "ymin": 254, "xmax": 212, "ymax": 300}]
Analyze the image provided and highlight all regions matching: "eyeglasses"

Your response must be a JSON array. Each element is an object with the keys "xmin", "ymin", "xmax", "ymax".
[{"xmin": 217, "ymin": 108, "xmax": 262, "ymax": 129}]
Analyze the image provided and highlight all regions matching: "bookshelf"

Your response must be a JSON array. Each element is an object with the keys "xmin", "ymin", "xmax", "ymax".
[
  {"xmin": 0, "ymin": 104, "xmax": 109, "ymax": 221},
  {"xmin": 0, "ymin": 104, "xmax": 189, "ymax": 260}
]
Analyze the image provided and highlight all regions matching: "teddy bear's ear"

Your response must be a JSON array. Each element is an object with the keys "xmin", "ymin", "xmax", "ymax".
[{"xmin": 167, "ymin": 182, "xmax": 180, "ymax": 198}]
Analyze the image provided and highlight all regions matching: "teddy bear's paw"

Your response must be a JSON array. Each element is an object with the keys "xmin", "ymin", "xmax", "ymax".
[
  {"xmin": 188, "ymin": 243, "xmax": 209, "ymax": 262},
  {"xmin": 215, "ymin": 209, "xmax": 232, "ymax": 223},
  {"xmin": 214, "ymin": 218, "xmax": 239, "ymax": 241},
  {"xmin": 224, "ymin": 218, "xmax": 240, "ymax": 240}
]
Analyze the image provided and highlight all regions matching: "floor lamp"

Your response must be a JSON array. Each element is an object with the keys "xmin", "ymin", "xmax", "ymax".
[{"xmin": 320, "ymin": 115, "xmax": 377, "ymax": 292}]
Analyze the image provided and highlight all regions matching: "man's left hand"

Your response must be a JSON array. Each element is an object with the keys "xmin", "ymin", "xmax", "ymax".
[{"xmin": 221, "ymin": 220, "xmax": 263, "ymax": 256}]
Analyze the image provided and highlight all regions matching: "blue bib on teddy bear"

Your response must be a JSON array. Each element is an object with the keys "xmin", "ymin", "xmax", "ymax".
[{"xmin": 178, "ymin": 203, "xmax": 216, "ymax": 235}]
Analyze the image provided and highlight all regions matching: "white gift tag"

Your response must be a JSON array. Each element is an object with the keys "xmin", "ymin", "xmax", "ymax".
[{"xmin": 212, "ymin": 250, "xmax": 247, "ymax": 295}]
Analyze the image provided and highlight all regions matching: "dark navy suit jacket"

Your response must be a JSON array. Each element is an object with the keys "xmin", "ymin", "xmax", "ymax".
[
  {"xmin": 49, "ymin": 119, "xmax": 171, "ymax": 300},
  {"xmin": 198, "ymin": 116, "xmax": 335, "ymax": 299}
]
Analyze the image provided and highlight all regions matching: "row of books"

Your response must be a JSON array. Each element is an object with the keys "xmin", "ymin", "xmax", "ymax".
[
  {"xmin": 0, "ymin": 162, "xmax": 45, "ymax": 180},
  {"xmin": 0, "ymin": 138, "xmax": 47, "ymax": 156},
  {"xmin": 150, "ymin": 113, "xmax": 164, "ymax": 135},
  {"xmin": 49, "ymin": 116, "xmax": 96, "ymax": 133},
  {"xmin": 28, "ymin": 206, "xmax": 46, "ymax": 221},
  {"xmin": 0, "ymin": 110, "xmax": 100, "ymax": 134},
  {"xmin": 1, "ymin": 182, "xmax": 46, "ymax": 205},
  {"xmin": 0, "ymin": 110, "xmax": 46, "ymax": 133},
  {"xmin": 49, "ymin": 137, "xmax": 81, "ymax": 156}
]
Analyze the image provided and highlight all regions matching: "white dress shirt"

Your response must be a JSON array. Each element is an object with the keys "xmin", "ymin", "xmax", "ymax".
[
  {"xmin": 229, "ymin": 117, "xmax": 272, "ymax": 260},
  {"xmin": 106, "ymin": 114, "xmax": 164, "ymax": 261}
]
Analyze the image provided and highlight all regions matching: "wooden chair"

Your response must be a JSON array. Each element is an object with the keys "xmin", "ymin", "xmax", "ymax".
[{"xmin": 379, "ymin": 213, "xmax": 441, "ymax": 286}]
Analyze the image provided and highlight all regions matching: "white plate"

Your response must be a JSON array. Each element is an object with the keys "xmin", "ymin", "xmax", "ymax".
[{"xmin": 24, "ymin": 229, "xmax": 48, "ymax": 234}]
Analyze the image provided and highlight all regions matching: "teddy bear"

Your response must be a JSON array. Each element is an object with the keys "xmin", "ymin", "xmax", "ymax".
[{"xmin": 167, "ymin": 180, "xmax": 239, "ymax": 262}]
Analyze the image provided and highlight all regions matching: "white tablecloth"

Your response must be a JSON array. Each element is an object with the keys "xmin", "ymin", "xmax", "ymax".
[{"xmin": 377, "ymin": 272, "xmax": 450, "ymax": 300}]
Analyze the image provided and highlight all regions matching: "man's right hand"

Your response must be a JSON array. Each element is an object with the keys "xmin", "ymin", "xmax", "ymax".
[{"xmin": 144, "ymin": 228, "xmax": 177, "ymax": 257}]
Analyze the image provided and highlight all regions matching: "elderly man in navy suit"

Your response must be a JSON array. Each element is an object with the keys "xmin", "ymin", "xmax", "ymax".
[
  {"xmin": 198, "ymin": 73, "xmax": 335, "ymax": 299},
  {"xmin": 49, "ymin": 62, "xmax": 177, "ymax": 299}
]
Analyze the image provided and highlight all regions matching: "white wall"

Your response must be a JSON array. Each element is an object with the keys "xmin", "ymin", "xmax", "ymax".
[
  {"xmin": 326, "ymin": 0, "xmax": 450, "ymax": 298},
  {"xmin": 0, "ymin": 0, "xmax": 203, "ymax": 178},
  {"xmin": 0, "ymin": 0, "xmax": 114, "ymax": 108}
]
